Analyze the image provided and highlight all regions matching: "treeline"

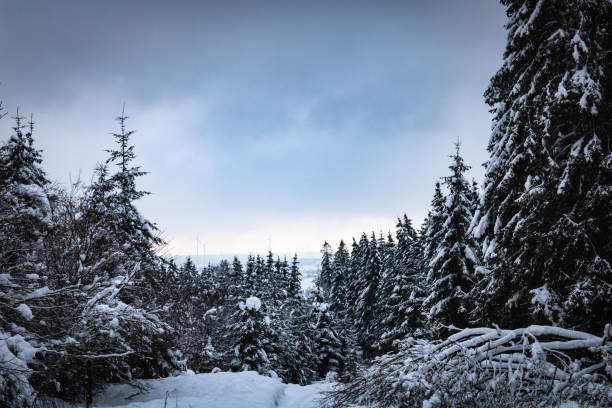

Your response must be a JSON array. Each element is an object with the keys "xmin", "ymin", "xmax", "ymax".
[
  {"xmin": 162, "ymin": 252, "xmax": 350, "ymax": 384},
  {"xmin": 315, "ymin": 145, "xmax": 482, "ymax": 358},
  {"xmin": 0, "ymin": 107, "xmax": 343, "ymax": 407}
]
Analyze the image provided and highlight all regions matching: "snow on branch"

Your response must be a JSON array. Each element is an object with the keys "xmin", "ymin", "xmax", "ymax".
[{"xmin": 325, "ymin": 324, "xmax": 612, "ymax": 407}]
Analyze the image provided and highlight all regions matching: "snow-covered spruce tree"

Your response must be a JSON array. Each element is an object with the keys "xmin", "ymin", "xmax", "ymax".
[
  {"xmin": 311, "ymin": 298, "xmax": 345, "ymax": 379},
  {"xmin": 228, "ymin": 256, "xmax": 245, "ymax": 303},
  {"xmin": 355, "ymin": 233, "xmax": 382, "ymax": 357},
  {"xmin": 380, "ymin": 216, "xmax": 427, "ymax": 349},
  {"xmin": 253, "ymin": 255, "xmax": 266, "ymax": 298},
  {"xmin": 374, "ymin": 232, "xmax": 396, "ymax": 344},
  {"xmin": 230, "ymin": 296, "xmax": 273, "ymax": 375},
  {"xmin": 287, "ymin": 253, "xmax": 301, "ymax": 299},
  {"xmin": 244, "ymin": 254, "xmax": 256, "ymax": 293},
  {"xmin": 346, "ymin": 235, "xmax": 367, "ymax": 324},
  {"xmin": 421, "ymin": 181, "xmax": 445, "ymax": 267},
  {"xmin": 471, "ymin": 0, "xmax": 612, "ymax": 332},
  {"xmin": 317, "ymin": 241, "xmax": 333, "ymax": 300},
  {"xmin": 276, "ymin": 289, "xmax": 319, "ymax": 385},
  {"xmin": 164, "ymin": 257, "xmax": 209, "ymax": 372},
  {"xmin": 32, "ymin": 114, "xmax": 181, "ymax": 403},
  {"xmin": 0, "ymin": 113, "xmax": 53, "ymax": 407},
  {"xmin": 329, "ymin": 240, "xmax": 349, "ymax": 315},
  {"xmin": 104, "ymin": 109, "xmax": 164, "ymax": 286},
  {"xmin": 424, "ymin": 144, "xmax": 478, "ymax": 335},
  {"xmin": 278, "ymin": 256, "xmax": 291, "ymax": 297}
]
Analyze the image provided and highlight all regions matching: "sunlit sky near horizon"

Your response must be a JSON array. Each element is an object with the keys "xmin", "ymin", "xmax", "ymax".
[{"xmin": 0, "ymin": 0, "xmax": 506, "ymax": 256}]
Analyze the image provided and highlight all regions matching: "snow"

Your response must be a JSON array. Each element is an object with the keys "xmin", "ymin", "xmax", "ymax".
[
  {"xmin": 514, "ymin": 0, "xmax": 544, "ymax": 38},
  {"xmin": 245, "ymin": 296, "xmax": 262, "ymax": 311},
  {"xmin": 0, "ymin": 273, "xmax": 11, "ymax": 286},
  {"xmin": 464, "ymin": 246, "xmax": 477, "ymax": 263},
  {"xmin": 24, "ymin": 285, "xmax": 50, "ymax": 300},
  {"xmin": 531, "ymin": 284, "xmax": 551, "ymax": 306},
  {"xmin": 4, "ymin": 333, "xmax": 42, "ymax": 363},
  {"xmin": 16, "ymin": 303, "xmax": 33, "ymax": 320},
  {"xmin": 90, "ymin": 371, "xmax": 333, "ymax": 408},
  {"xmin": 473, "ymin": 210, "xmax": 489, "ymax": 238}
]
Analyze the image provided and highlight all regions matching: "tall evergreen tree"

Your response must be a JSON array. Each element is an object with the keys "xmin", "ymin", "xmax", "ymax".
[
  {"xmin": 0, "ymin": 113, "xmax": 53, "ymax": 406},
  {"xmin": 355, "ymin": 233, "xmax": 382, "ymax": 357},
  {"xmin": 424, "ymin": 144, "xmax": 478, "ymax": 334},
  {"xmin": 472, "ymin": 0, "xmax": 612, "ymax": 332},
  {"xmin": 228, "ymin": 256, "xmax": 245, "ymax": 303},
  {"xmin": 329, "ymin": 240, "xmax": 350, "ymax": 315},
  {"xmin": 375, "ymin": 231, "xmax": 396, "ymax": 341},
  {"xmin": 346, "ymin": 235, "xmax": 366, "ymax": 324},
  {"xmin": 287, "ymin": 254, "xmax": 301, "ymax": 299},
  {"xmin": 380, "ymin": 216, "xmax": 426, "ymax": 348},
  {"xmin": 317, "ymin": 241, "xmax": 333, "ymax": 300},
  {"xmin": 230, "ymin": 296, "xmax": 273, "ymax": 375},
  {"xmin": 311, "ymin": 301, "xmax": 344, "ymax": 378},
  {"xmin": 421, "ymin": 181, "xmax": 445, "ymax": 267}
]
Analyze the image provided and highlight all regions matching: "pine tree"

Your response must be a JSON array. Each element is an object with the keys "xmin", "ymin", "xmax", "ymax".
[
  {"xmin": 422, "ymin": 181, "xmax": 445, "ymax": 266},
  {"xmin": 230, "ymin": 296, "xmax": 272, "ymax": 374},
  {"xmin": 375, "ymin": 231, "xmax": 396, "ymax": 342},
  {"xmin": 287, "ymin": 254, "xmax": 301, "ymax": 299},
  {"xmin": 0, "ymin": 111, "xmax": 51, "ymax": 278},
  {"xmin": 106, "ymin": 108, "xmax": 163, "ymax": 262},
  {"xmin": 471, "ymin": 0, "xmax": 612, "ymax": 332},
  {"xmin": 355, "ymin": 233, "xmax": 382, "ymax": 357},
  {"xmin": 276, "ymin": 288, "xmax": 318, "ymax": 385},
  {"xmin": 228, "ymin": 256, "xmax": 245, "ymax": 303},
  {"xmin": 317, "ymin": 242, "xmax": 333, "ymax": 300},
  {"xmin": 329, "ymin": 240, "xmax": 350, "ymax": 315},
  {"xmin": 0, "ymin": 112, "xmax": 53, "ymax": 406},
  {"xmin": 245, "ymin": 255, "xmax": 256, "ymax": 293},
  {"xmin": 424, "ymin": 144, "xmax": 478, "ymax": 334},
  {"xmin": 311, "ymin": 300, "xmax": 344, "ymax": 378},
  {"xmin": 380, "ymin": 216, "xmax": 427, "ymax": 348},
  {"xmin": 346, "ymin": 235, "xmax": 367, "ymax": 324}
]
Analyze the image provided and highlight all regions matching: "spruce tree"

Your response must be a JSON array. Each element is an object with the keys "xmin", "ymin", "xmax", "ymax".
[
  {"xmin": 230, "ymin": 296, "xmax": 273, "ymax": 374},
  {"xmin": 346, "ymin": 235, "xmax": 367, "ymax": 325},
  {"xmin": 375, "ymin": 231, "xmax": 396, "ymax": 342},
  {"xmin": 355, "ymin": 233, "xmax": 382, "ymax": 357},
  {"xmin": 0, "ymin": 113, "xmax": 52, "ymax": 406},
  {"xmin": 472, "ymin": 0, "xmax": 612, "ymax": 332},
  {"xmin": 422, "ymin": 181, "xmax": 445, "ymax": 266},
  {"xmin": 287, "ymin": 253, "xmax": 301, "ymax": 299},
  {"xmin": 380, "ymin": 216, "xmax": 426, "ymax": 348},
  {"xmin": 424, "ymin": 144, "xmax": 478, "ymax": 334},
  {"xmin": 228, "ymin": 256, "xmax": 245, "ymax": 303},
  {"xmin": 329, "ymin": 240, "xmax": 350, "ymax": 315},
  {"xmin": 311, "ymin": 300, "xmax": 344, "ymax": 378},
  {"xmin": 318, "ymin": 241, "xmax": 333, "ymax": 300}
]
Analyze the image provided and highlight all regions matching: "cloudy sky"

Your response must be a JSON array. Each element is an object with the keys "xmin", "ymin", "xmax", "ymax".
[{"xmin": 0, "ymin": 0, "xmax": 506, "ymax": 256}]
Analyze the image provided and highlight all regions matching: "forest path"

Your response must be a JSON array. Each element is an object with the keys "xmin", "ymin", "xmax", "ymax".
[
  {"xmin": 90, "ymin": 371, "xmax": 334, "ymax": 408},
  {"xmin": 276, "ymin": 381, "xmax": 332, "ymax": 408}
]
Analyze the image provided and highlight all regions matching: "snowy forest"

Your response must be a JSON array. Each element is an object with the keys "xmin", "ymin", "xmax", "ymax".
[{"xmin": 1, "ymin": 0, "xmax": 611, "ymax": 407}]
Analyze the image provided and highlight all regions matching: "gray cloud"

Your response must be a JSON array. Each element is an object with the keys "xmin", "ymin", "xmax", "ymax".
[{"xmin": 0, "ymin": 0, "xmax": 506, "ymax": 254}]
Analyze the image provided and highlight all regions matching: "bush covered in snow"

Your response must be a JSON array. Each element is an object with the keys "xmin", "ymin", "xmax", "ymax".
[{"xmin": 326, "ymin": 325, "xmax": 612, "ymax": 407}]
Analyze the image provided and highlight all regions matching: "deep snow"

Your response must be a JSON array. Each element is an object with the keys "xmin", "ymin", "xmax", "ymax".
[{"xmin": 91, "ymin": 371, "xmax": 333, "ymax": 408}]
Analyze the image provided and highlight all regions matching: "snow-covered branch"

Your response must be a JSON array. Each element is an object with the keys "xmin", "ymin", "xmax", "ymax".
[{"xmin": 326, "ymin": 325, "xmax": 612, "ymax": 408}]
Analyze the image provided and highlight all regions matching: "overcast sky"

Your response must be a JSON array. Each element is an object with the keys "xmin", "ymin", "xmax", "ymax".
[{"xmin": 0, "ymin": 0, "xmax": 506, "ymax": 256}]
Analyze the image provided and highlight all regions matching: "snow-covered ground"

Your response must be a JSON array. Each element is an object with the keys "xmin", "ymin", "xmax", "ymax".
[{"xmin": 91, "ymin": 371, "xmax": 333, "ymax": 408}]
